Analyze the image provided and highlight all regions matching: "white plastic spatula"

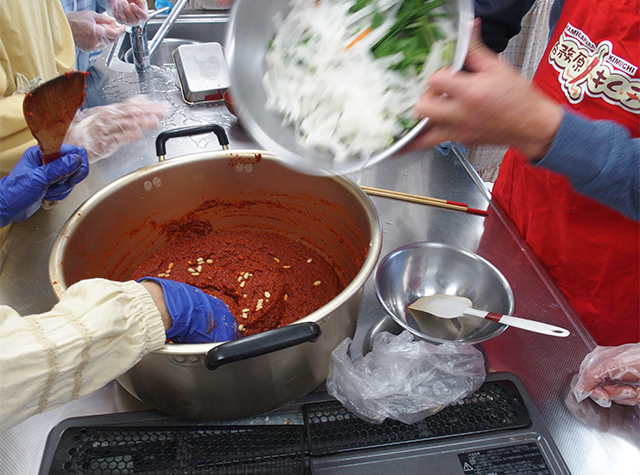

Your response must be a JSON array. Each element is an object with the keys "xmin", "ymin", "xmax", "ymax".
[{"xmin": 408, "ymin": 294, "xmax": 570, "ymax": 337}]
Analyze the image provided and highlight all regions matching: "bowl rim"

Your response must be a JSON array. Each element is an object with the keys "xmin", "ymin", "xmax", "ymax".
[
  {"xmin": 373, "ymin": 241, "xmax": 515, "ymax": 345},
  {"xmin": 226, "ymin": 0, "xmax": 475, "ymax": 175}
]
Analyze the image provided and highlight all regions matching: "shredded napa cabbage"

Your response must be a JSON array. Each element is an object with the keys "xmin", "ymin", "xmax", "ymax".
[{"xmin": 263, "ymin": 0, "xmax": 456, "ymax": 162}]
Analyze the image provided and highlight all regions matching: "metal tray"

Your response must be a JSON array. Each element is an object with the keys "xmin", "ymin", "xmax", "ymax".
[{"xmin": 173, "ymin": 42, "xmax": 230, "ymax": 104}]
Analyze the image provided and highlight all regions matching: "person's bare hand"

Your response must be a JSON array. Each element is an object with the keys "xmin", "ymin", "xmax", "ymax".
[{"xmin": 410, "ymin": 21, "xmax": 563, "ymax": 160}]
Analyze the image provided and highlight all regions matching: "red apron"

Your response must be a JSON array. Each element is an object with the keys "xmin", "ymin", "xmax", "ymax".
[{"xmin": 493, "ymin": 0, "xmax": 640, "ymax": 346}]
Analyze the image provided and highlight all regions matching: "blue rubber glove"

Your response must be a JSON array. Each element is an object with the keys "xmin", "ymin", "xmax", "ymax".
[
  {"xmin": 138, "ymin": 277, "xmax": 238, "ymax": 343},
  {"xmin": 154, "ymin": 0, "xmax": 173, "ymax": 12},
  {"xmin": 0, "ymin": 144, "xmax": 89, "ymax": 227}
]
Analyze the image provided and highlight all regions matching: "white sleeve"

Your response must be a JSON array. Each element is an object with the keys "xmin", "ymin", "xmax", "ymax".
[{"xmin": 0, "ymin": 278, "xmax": 167, "ymax": 431}]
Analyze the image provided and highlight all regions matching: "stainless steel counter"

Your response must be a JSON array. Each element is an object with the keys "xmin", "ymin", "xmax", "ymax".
[{"xmin": 1, "ymin": 45, "xmax": 638, "ymax": 475}]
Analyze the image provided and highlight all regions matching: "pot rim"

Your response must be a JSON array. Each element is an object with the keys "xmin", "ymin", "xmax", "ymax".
[{"xmin": 49, "ymin": 149, "xmax": 383, "ymax": 355}]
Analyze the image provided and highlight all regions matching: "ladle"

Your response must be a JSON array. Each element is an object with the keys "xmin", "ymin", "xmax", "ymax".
[{"xmin": 408, "ymin": 294, "xmax": 570, "ymax": 337}]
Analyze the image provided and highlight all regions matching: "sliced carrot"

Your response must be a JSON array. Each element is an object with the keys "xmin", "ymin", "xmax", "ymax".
[{"xmin": 344, "ymin": 27, "xmax": 372, "ymax": 51}]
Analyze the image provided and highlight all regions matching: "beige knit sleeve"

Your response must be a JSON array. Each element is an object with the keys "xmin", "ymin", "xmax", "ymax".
[{"xmin": 0, "ymin": 279, "xmax": 166, "ymax": 431}]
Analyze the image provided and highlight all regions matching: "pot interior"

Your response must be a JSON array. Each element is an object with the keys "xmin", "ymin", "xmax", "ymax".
[{"xmin": 51, "ymin": 152, "xmax": 379, "ymax": 318}]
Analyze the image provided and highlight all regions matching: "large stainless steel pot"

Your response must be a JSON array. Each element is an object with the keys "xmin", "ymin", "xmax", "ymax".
[{"xmin": 49, "ymin": 125, "xmax": 382, "ymax": 421}]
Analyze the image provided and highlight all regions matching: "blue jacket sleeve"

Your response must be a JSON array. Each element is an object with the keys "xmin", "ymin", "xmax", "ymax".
[{"xmin": 537, "ymin": 109, "xmax": 640, "ymax": 221}]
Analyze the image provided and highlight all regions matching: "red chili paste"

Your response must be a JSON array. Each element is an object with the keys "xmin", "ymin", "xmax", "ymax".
[{"xmin": 130, "ymin": 221, "xmax": 343, "ymax": 336}]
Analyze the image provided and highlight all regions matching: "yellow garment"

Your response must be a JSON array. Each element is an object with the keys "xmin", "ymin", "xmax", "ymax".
[
  {"xmin": 0, "ymin": 0, "xmax": 76, "ymax": 176},
  {"xmin": 0, "ymin": 279, "xmax": 166, "ymax": 432}
]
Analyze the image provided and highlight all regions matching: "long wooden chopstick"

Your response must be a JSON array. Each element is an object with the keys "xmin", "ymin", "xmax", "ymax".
[{"xmin": 360, "ymin": 186, "xmax": 488, "ymax": 216}]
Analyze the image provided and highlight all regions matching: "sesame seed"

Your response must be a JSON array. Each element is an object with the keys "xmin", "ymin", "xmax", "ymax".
[
  {"xmin": 192, "ymin": 272, "xmax": 200, "ymax": 276},
  {"xmin": 197, "ymin": 265, "xmax": 202, "ymax": 272},
  {"xmin": 284, "ymin": 294, "xmax": 288, "ymax": 301},
  {"xmin": 243, "ymin": 294, "xmax": 247, "ymax": 298},
  {"xmin": 238, "ymin": 324, "xmax": 245, "ymax": 331},
  {"xmin": 244, "ymin": 272, "xmax": 250, "ymax": 279},
  {"xmin": 157, "ymin": 273, "xmax": 167, "ymax": 277},
  {"xmin": 188, "ymin": 268, "xmax": 196, "ymax": 273},
  {"xmin": 206, "ymin": 259, "xmax": 213, "ymax": 264},
  {"xmin": 240, "ymin": 281, "xmax": 245, "ymax": 288},
  {"xmin": 264, "ymin": 291, "xmax": 271, "ymax": 298},
  {"xmin": 307, "ymin": 258, "xmax": 313, "ymax": 263},
  {"xmin": 273, "ymin": 257, "xmax": 280, "ymax": 263},
  {"xmin": 167, "ymin": 263, "xmax": 174, "ymax": 270},
  {"xmin": 238, "ymin": 275, "xmax": 243, "ymax": 282},
  {"xmin": 283, "ymin": 265, "xmax": 291, "ymax": 269},
  {"xmin": 314, "ymin": 280, "xmax": 321, "ymax": 286}
]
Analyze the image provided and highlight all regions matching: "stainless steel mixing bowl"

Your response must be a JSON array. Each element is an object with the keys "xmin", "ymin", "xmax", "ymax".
[
  {"xmin": 374, "ymin": 242, "xmax": 514, "ymax": 345},
  {"xmin": 225, "ymin": 0, "xmax": 474, "ymax": 175}
]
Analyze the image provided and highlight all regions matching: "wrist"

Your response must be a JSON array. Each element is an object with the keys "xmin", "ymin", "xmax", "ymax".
[
  {"xmin": 140, "ymin": 280, "xmax": 172, "ymax": 331},
  {"xmin": 518, "ymin": 97, "xmax": 564, "ymax": 162}
]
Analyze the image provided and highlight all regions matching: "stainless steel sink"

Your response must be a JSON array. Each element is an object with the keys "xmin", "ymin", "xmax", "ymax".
[{"xmin": 106, "ymin": 13, "xmax": 229, "ymax": 71}]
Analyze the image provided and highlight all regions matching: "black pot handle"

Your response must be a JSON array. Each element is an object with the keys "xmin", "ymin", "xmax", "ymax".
[
  {"xmin": 205, "ymin": 322, "xmax": 322, "ymax": 370},
  {"xmin": 155, "ymin": 124, "xmax": 229, "ymax": 161}
]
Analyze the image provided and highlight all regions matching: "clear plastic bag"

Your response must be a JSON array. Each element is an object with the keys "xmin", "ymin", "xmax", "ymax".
[{"xmin": 326, "ymin": 330, "xmax": 486, "ymax": 424}]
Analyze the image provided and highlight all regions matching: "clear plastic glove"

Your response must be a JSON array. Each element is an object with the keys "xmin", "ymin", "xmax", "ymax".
[
  {"xmin": 565, "ymin": 374, "xmax": 640, "ymax": 445},
  {"xmin": 572, "ymin": 343, "xmax": 640, "ymax": 407},
  {"xmin": 326, "ymin": 331, "xmax": 486, "ymax": 424},
  {"xmin": 64, "ymin": 96, "xmax": 167, "ymax": 163},
  {"xmin": 0, "ymin": 145, "xmax": 89, "ymax": 227},
  {"xmin": 66, "ymin": 11, "xmax": 125, "ymax": 52},
  {"xmin": 138, "ymin": 277, "xmax": 238, "ymax": 343},
  {"xmin": 108, "ymin": 0, "xmax": 148, "ymax": 27}
]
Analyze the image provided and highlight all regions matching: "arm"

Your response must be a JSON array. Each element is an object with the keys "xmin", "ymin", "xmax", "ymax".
[
  {"xmin": 411, "ymin": 24, "xmax": 639, "ymax": 219},
  {"xmin": 0, "ymin": 279, "xmax": 167, "ymax": 432},
  {"xmin": 539, "ymin": 111, "xmax": 640, "ymax": 221},
  {"xmin": 0, "ymin": 277, "xmax": 237, "ymax": 431}
]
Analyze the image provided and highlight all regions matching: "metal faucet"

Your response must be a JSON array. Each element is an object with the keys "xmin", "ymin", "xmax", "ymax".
[{"xmin": 129, "ymin": 0, "xmax": 191, "ymax": 72}]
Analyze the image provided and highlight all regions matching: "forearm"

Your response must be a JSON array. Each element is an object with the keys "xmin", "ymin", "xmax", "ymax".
[
  {"xmin": 537, "ymin": 109, "xmax": 640, "ymax": 221},
  {"xmin": 0, "ymin": 279, "xmax": 166, "ymax": 431}
]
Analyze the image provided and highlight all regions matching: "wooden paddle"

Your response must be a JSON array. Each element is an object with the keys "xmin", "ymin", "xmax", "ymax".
[{"xmin": 22, "ymin": 71, "xmax": 88, "ymax": 164}]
